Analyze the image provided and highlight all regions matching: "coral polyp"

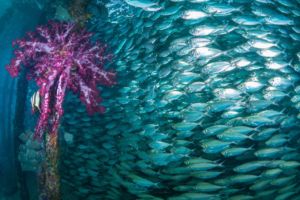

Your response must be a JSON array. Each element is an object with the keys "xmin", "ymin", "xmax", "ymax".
[{"xmin": 6, "ymin": 21, "xmax": 116, "ymax": 139}]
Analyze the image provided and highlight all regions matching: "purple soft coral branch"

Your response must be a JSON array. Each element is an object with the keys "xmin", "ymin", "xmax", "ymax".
[{"xmin": 51, "ymin": 69, "xmax": 69, "ymax": 135}]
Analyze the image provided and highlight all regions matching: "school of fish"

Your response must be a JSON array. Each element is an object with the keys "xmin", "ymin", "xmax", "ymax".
[{"xmin": 58, "ymin": 0, "xmax": 300, "ymax": 199}]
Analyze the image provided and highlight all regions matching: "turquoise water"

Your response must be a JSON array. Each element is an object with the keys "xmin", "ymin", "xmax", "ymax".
[{"xmin": 1, "ymin": 0, "xmax": 300, "ymax": 200}]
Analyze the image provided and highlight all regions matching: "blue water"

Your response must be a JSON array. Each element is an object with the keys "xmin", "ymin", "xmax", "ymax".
[{"xmin": 1, "ymin": 0, "xmax": 300, "ymax": 200}]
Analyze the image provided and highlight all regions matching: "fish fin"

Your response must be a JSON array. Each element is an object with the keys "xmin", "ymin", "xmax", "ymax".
[
  {"xmin": 280, "ymin": 107, "xmax": 287, "ymax": 114},
  {"xmin": 208, "ymin": 11, "xmax": 218, "ymax": 20},
  {"xmin": 204, "ymin": 112, "xmax": 213, "ymax": 118},
  {"xmin": 288, "ymin": 58, "xmax": 294, "ymax": 67},
  {"xmin": 271, "ymin": 101, "xmax": 279, "ymax": 106},
  {"xmin": 237, "ymin": 5, "xmax": 245, "ymax": 13},
  {"xmin": 248, "ymin": 144, "xmax": 255, "ymax": 150},
  {"xmin": 249, "ymin": 133, "xmax": 256, "ymax": 140},
  {"xmin": 218, "ymin": 160, "xmax": 225, "ymax": 167},
  {"xmin": 199, "ymin": 119, "xmax": 205, "ymax": 127},
  {"xmin": 254, "ymin": 125, "xmax": 263, "ymax": 132}
]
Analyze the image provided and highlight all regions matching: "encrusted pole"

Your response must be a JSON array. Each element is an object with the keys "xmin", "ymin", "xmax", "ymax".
[{"xmin": 39, "ymin": 133, "xmax": 60, "ymax": 200}]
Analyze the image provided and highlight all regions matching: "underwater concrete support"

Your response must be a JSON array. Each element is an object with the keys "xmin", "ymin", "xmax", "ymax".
[
  {"xmin": 13, "ymin": 71, "xmax": 30, "ymax": 200},
  {"xmin": 13, "ymin": 70, "xmax": 30, "ymax": 200},
  {"xmin": 39, "ymin": 133, "xmax": 61, "ymax": 200}
]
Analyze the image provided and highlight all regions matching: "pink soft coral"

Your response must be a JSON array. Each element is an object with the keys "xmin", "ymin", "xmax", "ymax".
[{"xmin": 6, "ymin": 21, "xmax": 116, "ymax": 139}]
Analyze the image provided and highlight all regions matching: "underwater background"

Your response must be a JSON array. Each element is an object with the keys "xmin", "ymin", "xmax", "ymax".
[{"xmin": 1, "ymin": 0, "xmax": 300, "ymax": 200}]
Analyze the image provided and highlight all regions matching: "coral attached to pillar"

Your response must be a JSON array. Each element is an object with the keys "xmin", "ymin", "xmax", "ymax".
[{"xmin": 6, "ymin": 21, "xmax": 116, "ymax": 138}]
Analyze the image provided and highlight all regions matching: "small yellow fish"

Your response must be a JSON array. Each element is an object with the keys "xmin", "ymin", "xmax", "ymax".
[{"xmin": 31, "ymin": 91, "xmax": 41, "ymax": 113}]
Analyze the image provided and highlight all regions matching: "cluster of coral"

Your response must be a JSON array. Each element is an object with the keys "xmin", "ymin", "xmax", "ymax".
[{"xmin": 6, "ymin": 21, "xmax": 115, "ymax": 139}]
